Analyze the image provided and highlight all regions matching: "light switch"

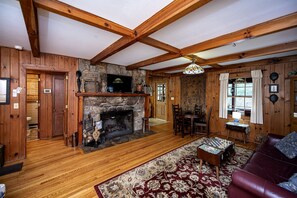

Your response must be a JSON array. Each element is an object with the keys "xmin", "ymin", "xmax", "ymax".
[
  {"xmin": 13, "ymin": 89, "xmax": 17, "ymax": 97},
  {"xmin": 171, "ymin": 97, "xmax": 175, "ymax": 100},
  {"xmin": 13, "ymin": 103, "xmax": 19, "ymax": 109}
]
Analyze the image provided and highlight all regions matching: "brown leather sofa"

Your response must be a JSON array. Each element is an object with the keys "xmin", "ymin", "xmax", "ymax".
[{"xmin": 228, "ymin": 133, "xmax": 297, "ymax": 198}]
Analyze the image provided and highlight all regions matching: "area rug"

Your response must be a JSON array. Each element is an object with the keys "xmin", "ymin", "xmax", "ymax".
[
  {"xmin": 94, "ymin": 138, "xmax": 253, "ymax": 197},
  {"xmin": 80, "ymin": 130, "xmax": 155, "ymax": 153},
  {"xmin": 149, "ymin": 118, "xmax": 168, "ymax": 126}
]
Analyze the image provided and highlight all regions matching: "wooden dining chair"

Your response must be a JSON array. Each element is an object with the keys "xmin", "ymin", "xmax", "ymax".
[
  {"xmin": 194, "ymin": 106, "xmax": 212, "ymax": 137},
  {"xmin": 172, "ymin": 104, "xmax": 180, "ymax": 132},
  {"xmin": 176, "ymin": 112, "xmax": 192, "ymax": 137}
]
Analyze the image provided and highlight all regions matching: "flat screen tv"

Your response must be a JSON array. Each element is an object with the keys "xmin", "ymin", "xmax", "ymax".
[{"xmin": 107, "ymin": 74, "xmax": 132, "ymax": 93}]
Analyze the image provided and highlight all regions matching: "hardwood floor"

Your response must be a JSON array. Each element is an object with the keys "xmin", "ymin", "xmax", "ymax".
[{"xmin": 0, "ymin": 123, "xmax": 256, "ymax": 198}]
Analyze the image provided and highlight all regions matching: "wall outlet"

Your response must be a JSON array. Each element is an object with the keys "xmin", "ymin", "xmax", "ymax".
[{"xmin": 13, "ymin": 103, "xmax": 19, "ymax": 109}]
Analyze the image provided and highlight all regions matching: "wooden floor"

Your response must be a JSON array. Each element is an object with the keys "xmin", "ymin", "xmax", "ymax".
[{"xmin": 0, "ymin": 123, "xmax": 256, "ymax": 198}]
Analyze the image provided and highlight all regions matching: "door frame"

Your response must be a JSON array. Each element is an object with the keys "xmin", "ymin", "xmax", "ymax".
[{"xmin": 23, "ymin": 65, "xmax": 69, "ymax": 157}]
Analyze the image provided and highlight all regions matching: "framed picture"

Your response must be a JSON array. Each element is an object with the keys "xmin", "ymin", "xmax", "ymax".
[
  {"xmin": 0, "ymin": 78, "xmax": 11, "ymax": 104},
  {"xmin": 269, "ymin": 84, "xmax": 279, "ymax": 93}
]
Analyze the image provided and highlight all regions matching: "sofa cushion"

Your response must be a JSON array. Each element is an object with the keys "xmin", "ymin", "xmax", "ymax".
[
  {"xmin": 278, "ymin": 173, "xmax": 297, "ymax": 194},
  {"xmin": 242, "ymin": 152, "xmax": 297, "ymax": 184},
  {"xmin": 257, "ymin": 138, "xmax": 297, "ymax": 165},
  {"xmin": 274, "ymin": 132, "xmax": 297, "ymax": 159}
]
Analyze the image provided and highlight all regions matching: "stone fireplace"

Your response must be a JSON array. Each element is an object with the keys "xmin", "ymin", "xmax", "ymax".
[{"xmin": 77, "ymin": 59, "xmax": 147, "ymax": 146}]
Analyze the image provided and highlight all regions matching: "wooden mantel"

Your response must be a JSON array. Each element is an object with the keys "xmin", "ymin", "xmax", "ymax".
[
  {"xmin": 76, "ymin": 92, "xmax": 150, "ymax": 145},
  {"xmin": 76, "ymin": 92, "xmax": 149, "ymax": 97}
]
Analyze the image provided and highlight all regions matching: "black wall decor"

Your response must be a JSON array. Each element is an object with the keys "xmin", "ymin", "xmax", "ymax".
[
  {"xmin": 269, "ymin": 94, "xmax": 278, "ymax": 104},
  {"xmin": 269, "ymin": 72, "xmax": 279, "ymax": 83}
]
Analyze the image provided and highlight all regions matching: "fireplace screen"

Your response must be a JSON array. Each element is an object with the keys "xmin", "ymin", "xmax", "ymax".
[{"xmin": 101, "ymin": 110, "xmax": 134, "ymax": 140}]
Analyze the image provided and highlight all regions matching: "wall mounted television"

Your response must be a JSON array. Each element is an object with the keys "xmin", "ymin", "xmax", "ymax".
[{"xmin": 107, "ymin": 74, "xmax": 132, "ymax": 93}]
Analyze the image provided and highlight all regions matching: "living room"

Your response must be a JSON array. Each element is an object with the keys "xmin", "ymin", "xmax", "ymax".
[{"xmin": 0, "ymin": 0, "xmax": 297, "ymax": 197}]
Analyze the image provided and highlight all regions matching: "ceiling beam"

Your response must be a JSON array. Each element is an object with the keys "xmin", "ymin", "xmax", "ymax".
[
  {"xmin": 153, "ymin": 63, "xmax": 189, "ymax": 74},
  {"xmin": 181, "ymin": 12, "xmax": 297, "ymax": 55},
  {"xmin": 127, "ymin": 12, "xmax": 297, "ymax": 69},
  {"xmin": 127, "ymin": 53, "xmax": 181, "ymax": 70},
  {"xmin": 20, "ymin": 0, "xmax": 40, "ymax": 57},
  {"xmin": 34, "ymin": 0, "xmax": 134, "ymax": 37},
  {"xmin": 91, "ymin": 0, "xmax": 211, "ymax": 64},
  {"xmin": 139, "ymin": 37, "xmax": 180, "ymax": 54},
  {"xmin": 152, "ymin": 41, "xmax": 297, "ymax": 73},
  {"xmin": 183, "ymin": 54, "xmax": 222, "ymax": 68},
  {"xmin": 202, "ymin": 41, "xmax": 297, "ymax": 65},
  {"xmin": 206, "ymin": 55, "xmax": 297, "ymax": 73}
]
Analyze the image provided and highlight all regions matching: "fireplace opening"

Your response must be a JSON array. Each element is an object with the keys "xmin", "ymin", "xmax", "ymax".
[{"xmin": 101, "ymin": 110, "xmax": 134, "ymax": 141}]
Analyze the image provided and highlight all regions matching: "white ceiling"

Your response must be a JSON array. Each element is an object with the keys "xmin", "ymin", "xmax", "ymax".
[
  {"xmin": 103, "ymin": 42, "xmax": 166, "ymax": 66},
  {"xmin": 0, "ymin": 0, "xmax": 30, "ymax": 50},
  {"xmin": 143, "ymin": 57, "xmax": 191, "ymax": 70},
  {"xmin": 59, "ymin": 0, "xmax": 173, "ymax": 29},
  {"xmin": 0, "ymin": 0, "xmax": 297, "ymax": 72},
  {"xmin": 38, "ymin": 8, "xmax": 121, "ymax": 59}
]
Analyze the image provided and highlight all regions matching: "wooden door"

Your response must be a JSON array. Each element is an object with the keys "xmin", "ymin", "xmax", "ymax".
[
  {"xmin": 156, "ymin": 82, "xmax": 167, "ymax": 120},
  {"xmin": 39, "ymin": 73, "xmax": 53, "ymax": 139},
  {"xmin": 52, "ymin": 74, "xmax": 66, "ymax": 137}
]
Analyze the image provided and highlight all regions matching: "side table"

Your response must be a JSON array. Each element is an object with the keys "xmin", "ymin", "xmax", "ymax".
[{"xmin": 225, "ymin": 122, "xmax": 250, "ymax": 144}]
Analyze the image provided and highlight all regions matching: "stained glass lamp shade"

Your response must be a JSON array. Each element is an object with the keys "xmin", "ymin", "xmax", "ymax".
[{"xmin": 183, "ymin": 60, "xmax": 204, "ymax": 74}]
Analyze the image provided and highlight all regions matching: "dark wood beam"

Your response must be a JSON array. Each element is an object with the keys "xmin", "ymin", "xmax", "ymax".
[
  {"xmin": 20, "ymin": 0, "xmax": 40, "ymax": 57},
  {"xmin": 139, "ymin": 37, "xmax": 180, "ymax": 54},
  {"xmin": 34, "ymin": 0, "xmax": 133, "ymax": 37},
  {"xmin": 127, "ymin": 12, "xmax": 297, "ymax": 69},
  {"xmin": 91, "ymin": 0, "xmax": 211, "ymax": 64}
]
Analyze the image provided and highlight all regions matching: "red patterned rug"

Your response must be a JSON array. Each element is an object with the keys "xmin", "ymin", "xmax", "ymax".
[{"xmin": 94, "ymin": 138, "xmax": 253, "ymax": 197}]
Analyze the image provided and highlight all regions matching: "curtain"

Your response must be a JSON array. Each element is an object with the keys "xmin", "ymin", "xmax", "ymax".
[
  {"xmin": 219, "ymin": 73, "xmax": 229, "ymax": 118},
  {"xmin": 251, "ymin": 70, "xmax": 263, "ymax": 124}
]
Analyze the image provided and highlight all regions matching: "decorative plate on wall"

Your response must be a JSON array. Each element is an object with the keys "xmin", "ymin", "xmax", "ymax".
[
  {"xmin": 270, "ymin": 72, "xmax": 279, "ymax": 83},
  {"xmin": 269, "ymin": 94, "xmax": 278, "ymax": 104}
]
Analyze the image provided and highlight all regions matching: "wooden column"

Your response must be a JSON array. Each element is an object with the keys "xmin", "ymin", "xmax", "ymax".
[{"xmin": 77, "ymin": 96, "xmax": 83, "ymax": 144}]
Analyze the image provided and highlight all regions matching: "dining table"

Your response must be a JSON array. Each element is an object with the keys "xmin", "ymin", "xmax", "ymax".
[{"xmin": 183, "ymin": 113, "xmax": 200, "ymax": 136}]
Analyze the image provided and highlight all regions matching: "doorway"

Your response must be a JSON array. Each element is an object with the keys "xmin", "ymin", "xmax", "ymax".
[
  {"xmin": 26, "ymin": 73, "xmax": 39, "ymax": 141},
  {"xmin": 26, "ymin": 71, "xmax": 67, "ymax": 141}
]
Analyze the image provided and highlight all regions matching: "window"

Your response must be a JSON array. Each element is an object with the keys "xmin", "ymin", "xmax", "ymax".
[
  {"xmin": 157, "ymin": 84, "xmax": 166, "ymax": 102},
  {"xmin": 227, "ymin": 78, "xmax": 252, "ymax": 116}
]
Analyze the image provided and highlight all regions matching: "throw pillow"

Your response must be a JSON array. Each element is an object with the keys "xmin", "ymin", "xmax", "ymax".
[
  {"xmin": 274, "ymin": 131, "xmax": 297, "ymax": 159},
  {"xmin": 290, "ymin": 173, "xmax": 297, "ymax": 185},
  {"xmin": 278, "ymin": 173, "xmax": 297, "ymax": 194}
]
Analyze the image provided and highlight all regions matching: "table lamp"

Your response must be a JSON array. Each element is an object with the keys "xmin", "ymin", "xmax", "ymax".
[{"xmin": 232, "ymin": 112, "xmax": 241, "ymax": 124}]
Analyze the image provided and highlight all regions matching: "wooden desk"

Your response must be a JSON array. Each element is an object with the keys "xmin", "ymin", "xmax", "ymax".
[{"xmin": 226, "ymin": 122, "xmax": 250, "ymax": 144}]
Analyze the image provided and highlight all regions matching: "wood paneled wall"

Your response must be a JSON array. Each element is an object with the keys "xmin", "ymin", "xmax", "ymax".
[
  {"xmin": 206, "ymin": 56, "xmax": 297, "ymax": 142},
  {"xmin": 0, "ymin": 47, "xmax": 78, "ymax": 162}
]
